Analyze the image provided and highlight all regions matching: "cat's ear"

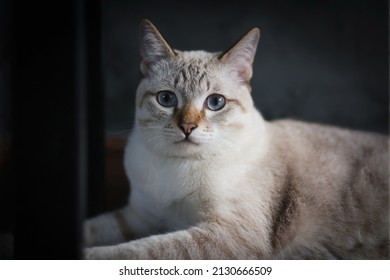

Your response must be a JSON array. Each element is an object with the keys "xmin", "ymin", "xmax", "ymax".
[
  {"xmin": 219, "ymin": 27, "xmax": 260, "ymax": 83},
  {"xmin": 139, "ymin": 19, "xmax": 176, "ymax": 76}
]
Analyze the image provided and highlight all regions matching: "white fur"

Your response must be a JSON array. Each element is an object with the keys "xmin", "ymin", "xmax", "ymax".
[{"xmin": 124, "ymin": 107, "xmax": 268, "ymax": 234}]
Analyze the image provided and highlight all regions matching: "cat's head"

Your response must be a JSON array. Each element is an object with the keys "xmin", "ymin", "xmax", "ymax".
[{"xmin": 135, "ymin": 19, "xmax": 261, "ymax": 158}]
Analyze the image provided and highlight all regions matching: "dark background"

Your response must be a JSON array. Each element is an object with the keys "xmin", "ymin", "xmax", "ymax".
[
  {"xmin": 0, "ymin": 0, "xmax": 388, "ymax": 259},
  {"xmin": 103, "ymin": 0, "xmax": 388, "ymax": 135}
]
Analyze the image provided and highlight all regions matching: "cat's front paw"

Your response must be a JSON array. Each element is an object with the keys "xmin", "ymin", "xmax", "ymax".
[
  {"xmin": 84, "ymin": 247, "xmax": 107, "ymax": 260},
  {"xmin": 84, "ymin": 245, "xmax": 137, "ymax": 260},
  {"xmin": 84, "ymin": 246, "xmax": 123, "ymax": 260}
]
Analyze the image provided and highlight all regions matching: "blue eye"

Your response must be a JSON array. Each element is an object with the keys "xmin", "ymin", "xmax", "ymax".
[
  {"xmin": 206, "ymin": 94, "xmax": 226, "ymax": 111},
  {"xmin": 157, "ymin": 91, "xmax": 177, "ymax": 107}
]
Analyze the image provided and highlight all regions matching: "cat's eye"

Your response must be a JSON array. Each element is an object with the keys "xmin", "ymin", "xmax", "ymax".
[
  {"xmin": 206, "ymin": 94, "xmax": 226, "ymax": 111},
  {"xmin": 156, "ymin": 91, "xmax": 177, "ymax": 108}
]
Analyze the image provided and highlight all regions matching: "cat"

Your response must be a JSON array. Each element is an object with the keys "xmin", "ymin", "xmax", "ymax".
[{"xmin": 84, "ymin": 19, "xmax": 389, "ymax": 259}]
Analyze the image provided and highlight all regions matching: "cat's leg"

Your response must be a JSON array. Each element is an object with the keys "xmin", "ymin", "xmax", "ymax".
[
  {"xmin": 84, "ymin": 205, "xmax": 152, "ymax": 247},
  {"xmin": 84, "ymin": 219, "xmax": 268, "ymax": 259}
]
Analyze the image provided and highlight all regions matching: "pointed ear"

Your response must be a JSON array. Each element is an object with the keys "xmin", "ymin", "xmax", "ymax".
[
  {"xmin": 139, "ymin": 19, "xmax": 176, "ymax": 76},
  {"xmin": 219, "ymin": 27, "xmax": 260, "ymax": 83}
]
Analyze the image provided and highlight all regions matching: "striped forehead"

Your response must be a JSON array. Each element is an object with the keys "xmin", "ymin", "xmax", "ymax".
[{"xmin": 173, "ymin": 58, "xmax": 213, "ymax": 100}]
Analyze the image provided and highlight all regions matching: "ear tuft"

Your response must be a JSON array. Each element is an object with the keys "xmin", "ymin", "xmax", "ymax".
[
  {"xmin": 219, "ymin": 27, "xmax": 260, "ymax": 82},
  {"xmin": 139, "ymin": 19, "xmax": 176, "ymax": 76}
]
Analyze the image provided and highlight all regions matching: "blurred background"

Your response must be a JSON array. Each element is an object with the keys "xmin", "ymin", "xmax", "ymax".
[
  {"xmin": 0, "ymin": 0, "xmax": 388, "ymax": 259},
  {"xmin": 103, "ymin": 0, "xmax": 388, "ymax": 134}
]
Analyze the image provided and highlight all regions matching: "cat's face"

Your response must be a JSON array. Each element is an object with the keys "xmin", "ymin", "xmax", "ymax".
[{"xmin": 135, "ymin": 20, "xmax": 260, "ymax": 158}]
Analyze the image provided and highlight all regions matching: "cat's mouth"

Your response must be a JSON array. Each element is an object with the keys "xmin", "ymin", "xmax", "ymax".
[{"xmin": 174, "ymin": 138, "xmax": 199, "ymax": 146}]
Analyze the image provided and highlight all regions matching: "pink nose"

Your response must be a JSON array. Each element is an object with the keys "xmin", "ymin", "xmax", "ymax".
[{"xmin": 179, "ymin": 122, "xmax": 197, "ymax": 136}]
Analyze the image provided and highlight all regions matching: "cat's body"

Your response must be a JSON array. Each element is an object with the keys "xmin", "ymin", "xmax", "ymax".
[{"xmin": 84, "ymin": 20, "xmax": 389, "ymax": 259}]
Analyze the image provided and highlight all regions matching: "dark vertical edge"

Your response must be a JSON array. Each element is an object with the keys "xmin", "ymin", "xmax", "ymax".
[
  {"xmin": 74, "ymin": 0, "xmax": 88, "ymax": 259},
  {"xmin": 387, "ymin": 0, "xmax": 390, "ymax": 135},
  {"xmin": 12, "ymin": 1, "xmax": 80, "ymax": 259},
  {"xmin": 0, "ymin": 0, "xmax": 15, "ymax": 259},
  {"xmin": 86, "ymin": 0, "xmax": 106, "ymax": 218},
  {"xmin": 74, "ymin": 0, "xmax": 106, "ymax": 257}
]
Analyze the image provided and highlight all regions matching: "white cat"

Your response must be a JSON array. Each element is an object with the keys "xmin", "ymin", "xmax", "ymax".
[{"xmin": 84, "ymin": 19, "xmax": 389, "ymax": 259}]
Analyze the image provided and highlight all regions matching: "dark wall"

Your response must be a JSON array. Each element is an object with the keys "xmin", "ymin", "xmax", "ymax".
[
  {"xmin": 0, "ymin": 0, "xmax": 104, "ymax": 259},
  {"xmin": 0, "ymin": 0, "xmax": 14, "ymax": 259},
  {"xmin": 0, "ymin": 0, "xmax": 12, "ymax": 148},
  {"xmin": 103, "ymin": 0, "xmax": 388, "ymax": 135}
]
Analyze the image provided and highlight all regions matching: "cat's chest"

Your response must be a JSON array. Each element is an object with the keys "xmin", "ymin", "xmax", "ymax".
[
  {"xmin": 130, "ymin": 156, "xmax": 205, "ymax": 203},
  {"xmin": 132, "ymin": 164, "xmax": 203, "ymax": 231},
  {"xmin": 125, "ymin": 142, "xmax": 208, "ymax": 230}
]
